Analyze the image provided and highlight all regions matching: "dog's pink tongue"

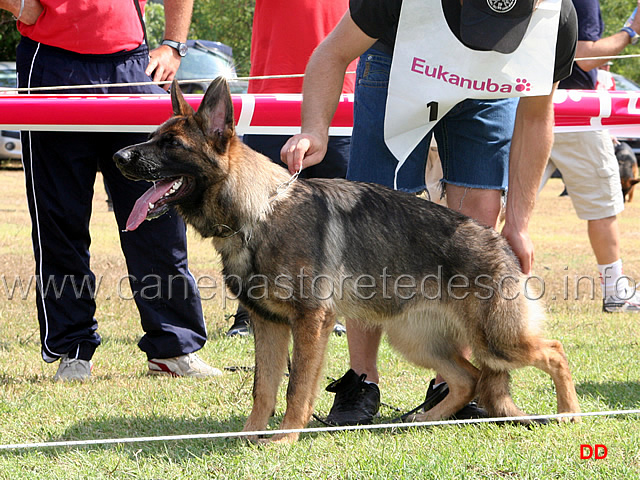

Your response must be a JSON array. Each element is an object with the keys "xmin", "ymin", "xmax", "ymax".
[{"xmin": 125, "ymin": 179, "xmax": 176, "ymax": 231}]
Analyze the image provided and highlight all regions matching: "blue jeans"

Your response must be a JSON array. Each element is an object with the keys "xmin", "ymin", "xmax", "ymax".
[{"xmin": 348, "ymin": 49, "xmax": 518, "ymax": 193}]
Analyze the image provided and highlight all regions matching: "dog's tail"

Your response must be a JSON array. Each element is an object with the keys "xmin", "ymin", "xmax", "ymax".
[{"xmin": 475, "ymin": 368, "xmax": 528, "ymax": 422}]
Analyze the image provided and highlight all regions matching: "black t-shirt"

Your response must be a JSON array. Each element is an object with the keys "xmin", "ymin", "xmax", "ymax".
[{"xmin": 350, "ymin": 0, "xmax": 578, "ymax": 83}]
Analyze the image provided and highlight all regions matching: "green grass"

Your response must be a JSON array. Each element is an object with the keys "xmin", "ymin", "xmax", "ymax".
[{"xmin": 1, "ymin": 170, "xmax": 639, "ymax": 479}]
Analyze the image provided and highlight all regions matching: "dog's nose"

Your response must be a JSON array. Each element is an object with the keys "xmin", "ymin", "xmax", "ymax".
[{"xmin": 113, "ymin": 149, "xmax": 132, "ymax": 167}]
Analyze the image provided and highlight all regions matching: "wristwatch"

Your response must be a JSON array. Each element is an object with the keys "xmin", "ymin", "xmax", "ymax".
[
  {"xmin": 161, "ymin": 39, "xmax": 188, "ymax": 57},
  {"xmin": 621, "ymin": 26, "xmax": 639, "ymax": 45}
]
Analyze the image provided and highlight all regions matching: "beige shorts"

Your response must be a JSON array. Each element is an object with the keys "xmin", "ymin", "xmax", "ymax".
[{"xmin": 541, "ymin": 130, "xmax": 624, "ymax": 220}]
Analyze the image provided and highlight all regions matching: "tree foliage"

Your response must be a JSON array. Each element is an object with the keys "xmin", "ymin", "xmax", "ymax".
[
  {"xmin": 0, "ymin": 11, "xmax": 21, "ymax": 61},
  {"xmin": 600, "ymin": 0, "xmax": 640, "ymax": 82},
  {"xmin": 145, "ymin": 2, "xmax": 167, "ymax": 50},
  {"xmin": 189, "ymin": 0, "xmax": 254, "ymax": 76}
]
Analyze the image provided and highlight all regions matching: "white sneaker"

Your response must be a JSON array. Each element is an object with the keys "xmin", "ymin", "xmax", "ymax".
[
  {"xmin": 148, "ymin": 352, "xmax": 222, "ymax": 377},
  {"xmin": 603, "ymin": 280, "xmax": 640, "ymax": 313},
  {"xmin": 54, "ymin": 355, "xmax": 92, "ymax": 382}
]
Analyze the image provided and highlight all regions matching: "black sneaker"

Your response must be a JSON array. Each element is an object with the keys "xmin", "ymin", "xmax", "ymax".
[
  {"xmin": 226, "ymin": 305, "xmax": 251, "ymax": 337},
  {"xmin": 332, "ymin": 321, "xmax": 346, "ymax": 336},
  {"xmin": 398, "ymin": 379, "xmax": 488, "ymax": 422},
  {"xmin": 324, "ymin": 369, "xmax": 381, "ymax": 426},
  {"xmin": 425, "ymin": 379, "xmax": 552, "ymax": 426}
]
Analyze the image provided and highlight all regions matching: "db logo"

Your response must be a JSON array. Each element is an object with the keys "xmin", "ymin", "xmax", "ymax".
[{"xmin": 580, "ymin": 444, "xmax": 608, "ymax": 460}]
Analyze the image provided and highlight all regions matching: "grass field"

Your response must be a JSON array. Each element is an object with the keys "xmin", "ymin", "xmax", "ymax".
[{"xmin": 0, "ymin": 168, "xmax": 639, "ymax": 479}]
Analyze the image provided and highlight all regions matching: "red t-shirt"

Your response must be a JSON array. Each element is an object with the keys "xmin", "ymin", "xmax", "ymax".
[
  {"xmin": 248, "ymin": 0, "xmax": 356, "ymax": 94},
  {"xmin": 18, "ymin": 0, "xmax": 146, "ymax": 54}
]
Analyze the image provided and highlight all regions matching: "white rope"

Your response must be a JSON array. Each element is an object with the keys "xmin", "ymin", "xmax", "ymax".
[
  {"xmin": 575, "ymin": 53, "xmax": 640, "ymax": 61},
  {"xmin": 1, "ymin": 55, "xmax": 640, "ymax": 94},
  {"xmin": 0, "ymin": 409, "xmax": 638, "ymax": 450},
  {"xmin": 1, "ymin": 50, "xmax": 640, "ymax": 94},
  {"xmin": 1, "ymin": 78, "xmax": 220, "ymax": 93},
  {"xmin": 1, "ymin": 71, "xmax": 357, "ymax": 94}
]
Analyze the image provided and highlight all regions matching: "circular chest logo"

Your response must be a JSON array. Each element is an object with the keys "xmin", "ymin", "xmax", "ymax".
[{"xmin": 487, "ymin": 0, "xmax": 518, "ymax": 14}]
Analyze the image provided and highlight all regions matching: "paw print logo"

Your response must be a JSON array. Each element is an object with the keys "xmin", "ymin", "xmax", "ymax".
[{"xmin": 515, "ymin": 78, "xmax": 531, "ymax": 93}]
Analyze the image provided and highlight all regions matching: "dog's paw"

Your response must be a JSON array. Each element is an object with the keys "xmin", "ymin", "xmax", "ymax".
[
  {"xmin": 267, "ymin": 432, "xmax": 299, "ymax": 444},
  {"xmin": 240, "ymin": 431, "xmax": 299, "ymax": 444},
  {"xmin": 239, "ymin": 433, "xmax": 261, "ymax": 443},
  {"xmin": 558, "ymin": 414, "xmax": 582, "ymax": 424},
  {"xmin": 404, "ymin": 412, "xmax": 428, "ymax": 423}
]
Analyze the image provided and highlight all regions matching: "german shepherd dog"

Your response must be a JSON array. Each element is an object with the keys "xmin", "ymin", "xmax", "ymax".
[
  {"xmin": 615, "ymin": 142, "xmax": 640, "ymax": 203},
  {"xmin": 114, "ymin": 78, "xmax": 580, "ymax": 443}
]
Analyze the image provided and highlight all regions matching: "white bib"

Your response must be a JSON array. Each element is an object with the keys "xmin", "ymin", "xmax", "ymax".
[{"xmin": 384, "ymin": 0, "xmax": 561, "ymax": 188}]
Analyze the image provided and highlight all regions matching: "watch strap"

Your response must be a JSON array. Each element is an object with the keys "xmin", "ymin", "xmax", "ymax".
[
  {"xmin": 161, "ymin": 39, "xmax": 188, "ymax": 56},
  {"xmin": 621, "ymin": 26, "xmax": 639, "ymax": 45}
]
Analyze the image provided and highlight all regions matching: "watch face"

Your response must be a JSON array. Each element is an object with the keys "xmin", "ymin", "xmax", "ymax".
[{"xmin": 178, "ymin": 43, "xmax": 188, "ymax": 56}]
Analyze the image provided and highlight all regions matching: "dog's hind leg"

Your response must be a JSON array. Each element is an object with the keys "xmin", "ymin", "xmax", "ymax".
[
  {"xmin": 476, "ymin": 368, "xmax": 529, "ymax": 423},
  {"xmin": 529, "ymin": 338, "xmax": 581, "ymax": 422},
  {"xmin": 630, "ymin": 165, "xmax": 639, "ymax": 202},
  {"xmin": 242, "ymin": 316, "xmax": 291, "ymax": 441},
  {"xmin": 407, "ymin": 354, "xmax": 479, "ymax": 423},
  {"xmin": 269, "ymin": 309, "xmax": 336, "ymax": 444}
]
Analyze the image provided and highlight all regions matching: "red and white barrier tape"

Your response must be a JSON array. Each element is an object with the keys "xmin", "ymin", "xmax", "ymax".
[
  {"xmin": 554, "ymin": 89, "xmax": 640, "ymax": 137},
  {"xmin": 2, "ymin": 90, "xmax": 640, "ymax": 136},
  {"xmin": 0, "ymin": 93, "xmax": 353, "ymax": 136}
]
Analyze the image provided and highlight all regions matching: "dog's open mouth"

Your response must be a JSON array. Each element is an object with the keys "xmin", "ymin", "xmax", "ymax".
[{"xmin": 125, "ymin": 176, "xmax": 193, "ymax": 231}]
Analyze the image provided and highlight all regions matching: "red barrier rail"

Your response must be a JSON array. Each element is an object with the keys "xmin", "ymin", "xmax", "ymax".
[
  {"xmin": 0, "ymin": 93, "xmax": 353, "ymax": 135},
  {"xmin": 1, "ymin": 90, "xmax": 640, "ymax": 137}
]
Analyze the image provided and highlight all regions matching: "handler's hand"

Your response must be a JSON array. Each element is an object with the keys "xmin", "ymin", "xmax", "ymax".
[
  {"xmin": 14, "ymin": 0, "xmax": 43, "ymax": 25},
  {"xmin": 501, "ymin": 222, "xmax": 534, "ymax": 276},
  {"xmin": 281, "ymin": 132, "xmax": 328, "ymax": 174},
  {"xmin": 146, "ymin": 45, "xmax": 182, "ymax": 90}
]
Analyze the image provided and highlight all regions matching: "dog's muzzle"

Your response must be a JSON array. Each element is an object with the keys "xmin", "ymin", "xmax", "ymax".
[{"xmin": 113, "ymin": 148, "xmax": 135, "ymax": 171}]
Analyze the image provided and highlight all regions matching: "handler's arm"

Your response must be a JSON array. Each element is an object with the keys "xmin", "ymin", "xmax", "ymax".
[
  {"xmin": 502, "ymin": 85, "xmax": 558, "ymax": 275},
  {"xmin": 0, "ymin": 0, "xmax": 42, "ymax": 24},
  {"xmin": 281, "ymin": 13, "xmax": 377, "ymax": 173},
  {"xmin": 574, "ymin": 0, "xmax": 640, "ymax": 72},
  {"xmin": 146, "ymin": 0, "xmax": 194, "ymax": 87}
]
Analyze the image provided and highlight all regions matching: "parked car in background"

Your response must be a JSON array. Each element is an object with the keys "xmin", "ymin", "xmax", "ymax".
[
  {"xmin": 611, "ymin": 72, "xmax": 640, "ymax": 92},
  {"xmin": 0, "ymin": 130, "xmax": 21, "ymax": 160},
  {"xmin": 0, "ymin": 62, "xmax": 22, "ymax": 162},
  {"xmin": 175, "ymin": 40, "xmax": 248, "ymax": 94},
  {"xmin": 0, "ymin": 61, "xmax": 17, "ymax": 92}
]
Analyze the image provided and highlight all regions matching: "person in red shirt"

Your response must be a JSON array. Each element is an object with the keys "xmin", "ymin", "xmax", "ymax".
[
  {"xmin": 247, "ymin": 0, "xmax": 356, "ymax": 95},
  {"xmin": 0, "ymin": 0, "xmax": 221, "ymax": 381},
  {"xmin": 226, "ymin": 0, "xmax": 357, "ymax": 337}
]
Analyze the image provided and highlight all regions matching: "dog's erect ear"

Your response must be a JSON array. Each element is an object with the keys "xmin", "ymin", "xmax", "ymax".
[
  {"xmin": 170, "ymin": 79, "xmax": 195, "ymax": 117},
  {"xmin": 195, "ymin": 76, "xmax": 235, "ymax": 142}
]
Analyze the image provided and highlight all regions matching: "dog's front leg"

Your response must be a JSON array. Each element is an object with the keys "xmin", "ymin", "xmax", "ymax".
[
  {"xmin": 242, "ymin": 316, "xmax": 290, "ymax": 441},
  {"xmin": 268, "ymin": 310, "xmax": 335, "ymax": 444}
]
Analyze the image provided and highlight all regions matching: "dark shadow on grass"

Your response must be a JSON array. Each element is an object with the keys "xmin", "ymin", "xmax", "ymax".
[{"xmin": 577, "ymin": 380, "xmax": 640, "ymax": 410}]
